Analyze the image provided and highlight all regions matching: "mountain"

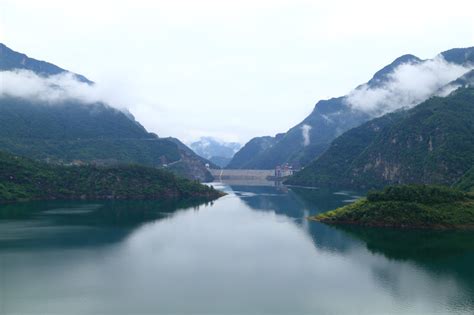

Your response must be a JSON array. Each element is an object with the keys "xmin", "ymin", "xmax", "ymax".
[
  {"xmin": 0, "ymin": 43, "xmax": 213, "ymax": 181},
  {"xmin": 440, "ymin": 47, "xmax": 474, "ymax": 64},
  {"xmin": 0, "ymin": 150, "xmax": 222, "ymax": 203},
  {"xmin": 226, "ymin": 135, "xmax": 279, "ymax": 169},
  {"xmin": 227, "ymin": 97, "xmax": 370, "ymax": 170},
  {"xmin": 228, "ymin": 47, "xmax": 474, "ymax": 170},
  {"xmin": 286, "ymin": 87, "xmax": 474, "ymax": 189},
  {"xmin": 164, "ymin": 137, "xmax": 217, "ymax": 180},
  {"xmin": 208, "ymin": 156, "xmax": 232, "ymax": 168},
  {"xmin": 189, "ymin": 137, "xmax": 241, "ymax": 168},
  {"xmin": 0, "ymin": 43, "xmax": 91, "ymax": 83}
]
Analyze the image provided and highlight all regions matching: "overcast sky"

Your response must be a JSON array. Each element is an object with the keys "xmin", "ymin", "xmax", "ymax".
[{"xmin": 1, "ymin": 0, "xmax": 473, "ymax": 144}]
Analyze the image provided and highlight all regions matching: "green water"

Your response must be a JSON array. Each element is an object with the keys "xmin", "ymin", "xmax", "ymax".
[{"xmin": 0, "ymin": 183, "xmax": 473, "ymax": 314}]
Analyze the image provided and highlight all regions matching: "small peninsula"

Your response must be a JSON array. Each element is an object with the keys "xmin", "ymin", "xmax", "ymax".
[
  {"xmin": 311, "ymin": 185, "xmax": 474, "ymax": 229},
  {"xmin": 0, "ymin": 151, "xmax": 224, "ymax": 203}
]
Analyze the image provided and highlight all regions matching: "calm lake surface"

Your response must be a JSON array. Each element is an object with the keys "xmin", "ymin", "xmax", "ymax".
[{"xmin": 0, "ymin": 182, "xmax": 473, "ymax": 314}]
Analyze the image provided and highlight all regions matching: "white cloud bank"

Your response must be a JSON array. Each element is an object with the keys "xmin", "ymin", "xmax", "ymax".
[
  {"xmin": 0, "ymin": 69, "xmax": 131, "ymax": 109},
  {"xmin": 346, "ymin": 56, "xmax": 472, "ymax": 116}
]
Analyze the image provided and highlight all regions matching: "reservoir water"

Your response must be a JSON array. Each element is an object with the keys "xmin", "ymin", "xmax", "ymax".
[{"xmin": 0, "ymin": 182, "xmax": 473, "ymax": 314}]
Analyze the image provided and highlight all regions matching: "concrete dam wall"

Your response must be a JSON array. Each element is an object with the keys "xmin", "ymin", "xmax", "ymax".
[{"xmin": 209, "ymin": 169, "xmax": 274, "ymax": 181}]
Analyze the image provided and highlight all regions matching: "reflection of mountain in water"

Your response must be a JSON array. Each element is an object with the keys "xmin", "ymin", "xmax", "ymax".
[
  {"xmin": 0, "ymin": 198, "xmax": 213, "ymax": 250},
  {"xmin": 231, "ymin": 184, "xmax": 474, "ymax": 305},
  {"xmin": 2, "ymin": 184, "xmax": 474, "ymax": 312},
  {"xmin": 229, "ymin": 184, "xmax": 364, "ymax": 254},
  {"xmin": 336, "ymin": 226, "xmax": 474, "ymax": 308},
  {"xmin": 339, "ymin": 226, "xmax": 474, "ymax": 261}
]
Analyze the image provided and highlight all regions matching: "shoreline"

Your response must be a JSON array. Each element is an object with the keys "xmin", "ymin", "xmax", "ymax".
[{"xmin": 309, "ymin": 217, "xmax": 474, "ymax": 230}]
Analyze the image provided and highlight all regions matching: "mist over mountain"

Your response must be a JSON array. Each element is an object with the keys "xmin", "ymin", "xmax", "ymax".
[
  {"xmin": 346, "ymin": 55, "xmax": 470, "ymax": 115},
  {"xmin": 189, "ymin": 137, "xmax": 241, "ymax": 168},
  {"xmin": 439, "ymin": 69, "xmax": 474, "ymax": 95},
  {"xmin": 0, "ymin": 43, "xmax": 213, "ymax": 181},
  {"xmin": 228, "ymin": 47, "xmax": 474, "ymax": 170},
  {"xmin": 0, "ymin": 45, "xmax": 136, "ymax": 111}
]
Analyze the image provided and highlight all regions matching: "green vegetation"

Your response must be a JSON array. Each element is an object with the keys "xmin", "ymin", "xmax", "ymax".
[
  {"xmin": 287, "ymin": 87, "xmax": 474, "ymax": 189},
  {"xmin": 311, "ymin": 185, "xmax": 474, "ymax": 229},
  {"xmin": 0, "ymin": 97, "xmax": 179, "ymax": 162},
  {"xmin": 366, "ymin": 185, "xmax": 468, "ymax": 204},
  {"xmin": 0, "ymin": 151, "xmax": 223, "ymax": 203},
  {"xmin": 455, "ymin": 166, "xmax": 474, "ymax": 193},
  {"xmin": 285, "ymin": 112, "xmax": 401, "ymax": 187},
  {"xmin": 0, "ymin": 97, "xmax": 213, "ymax": 181}
]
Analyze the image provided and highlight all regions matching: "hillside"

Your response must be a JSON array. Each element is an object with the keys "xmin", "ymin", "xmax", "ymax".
[
  {"xmin": 226, "ymin": 136, "xmax": 279, "ymax": 169},
  {"xmin": 455, "ymin": 166, "xmax": 474, "ymax": 193},
  {"xmin": 228, "ymin": 47, "xmax": 474, "ymax": 170},
  {"xmin": 227, "ymin": 97, "xmax": 369, "ymax": 170},
  {"xmin": 0, "ymin": 151, "xmax": 222, "ymax": 203},
  {"xmin": 0, "ymin": 43, "xmax": 213, "ymax": 181},
  {"xmin": 228, "ymin": 55, "xmax": 423, "ymax": 170},
  {"xmin": 287, "ymin": 87, "xmax": 474, "ymax": 189},
  {"xmin": 311, "ymin": 185, "xmax": 474, "ymax": 229}
]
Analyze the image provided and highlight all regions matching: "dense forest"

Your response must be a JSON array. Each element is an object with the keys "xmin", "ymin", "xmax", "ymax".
[
  {"xmin": 313, "ymin": 185, "xmax": 474, "ymax": 229},
  {"xmin": 0, "ymin": 151, "xmax": 223, "ymax": 203}
]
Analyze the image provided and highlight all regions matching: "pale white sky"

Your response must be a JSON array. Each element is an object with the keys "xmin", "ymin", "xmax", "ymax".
[{"xmin": 1, "ymin": 0, "xmax": 473, "ymax": 144}]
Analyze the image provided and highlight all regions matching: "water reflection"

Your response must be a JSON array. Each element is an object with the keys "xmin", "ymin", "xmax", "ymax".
[
  {"xmin": 0, "ymin": 198, "xmax": 213, "ymax": 250},
  {"xmin": 230, "ymin": 183, "xmax": 474, "ymax": 313},
  {"xmin": 0, "ymin": 183, "xmax": 473, "ymax": 314},
  {"xmin": 229, "ymin": 184, "xmax": 363, "ymax": 254},
  {"xmin": 336, "ymin": 226, "xmax": 474, "ymax": 304}
]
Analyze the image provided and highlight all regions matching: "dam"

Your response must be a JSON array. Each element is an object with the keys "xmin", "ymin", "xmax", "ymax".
[{"xmin": 209, "ymin": 169, "xmax": 274, "ymax": 180}]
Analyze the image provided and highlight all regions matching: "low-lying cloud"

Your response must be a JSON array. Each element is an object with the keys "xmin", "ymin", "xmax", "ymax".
[
  {"xmin": 0, "ymin": 69, "xmax": 131, "ymax": 109},
  {"xmin": 301, "ymin": 124, "xmax": 312, "ymax": 146},
  {"xmin": 346, "ymin": 56, "xmax": 472, "ymax": 116}
]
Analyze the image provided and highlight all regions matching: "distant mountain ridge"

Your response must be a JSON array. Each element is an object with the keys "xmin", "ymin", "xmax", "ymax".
[
  {"xmin": 228, "ymin": 46, "xmax": 474, "ymax": 170},
  {"xmin": 190, "ymin": 137, "xmax": 241, "ymax": 168},
  {"xmin": 0, "ymin": 43, "xmax": 213, "ymax": 181}
]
